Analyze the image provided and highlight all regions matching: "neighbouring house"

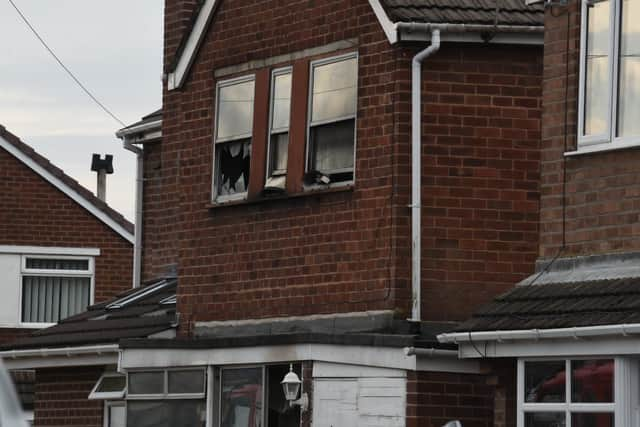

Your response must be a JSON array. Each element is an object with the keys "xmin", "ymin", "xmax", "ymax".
[
  {"xmin": 3, "ymin": 0, "xmax": 547, "ymax": 426},
  {"xmin": 0, "ymin": 124, "xmax": 135, "ymax": 424},
  {"xmin": 439, "ymin": 2, "xmax": 640, "ymax": 427}
]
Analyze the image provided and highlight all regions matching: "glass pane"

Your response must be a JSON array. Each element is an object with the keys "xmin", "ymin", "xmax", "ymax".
[
  {"xmin": 96, "ymin": 375, "xmax": 126, "ymax": 393},
  {"xmin": 128, "ymin": 371, "xmax": 164, "ymax": 395},
  {"xmin": 271, "ymin": 73, "xmax": 292, "ymax": 130},
  {"xmin": 168, "ymin": 370, "xmax": 205, "ymax": 394},
  {"xmin": 572, "ymin": 413, "xmax": 613, "ymax": 427},
  {"xmin": 311, "ymin": 57, "xmax": 357, "ymax": 123},
  {"xmin": 525, "ymin": 361, "xmax": 566, "ymax": 403},
  {"xmin": 22, "ymin": 276, "xmax": 90, "ymax": 323},
  {"xmin": 221, "ymin": 367, "xmax": 263, "ymax": 427},
  {"xmin": 572, "ymin": 359, "xmax": 613, "ymax": 403},
  {"xmin": 310, "ymin": 119, "xmax": 355, "ymax": 174},
  {"xmin": 126, "ymin": 400, "xmax": 206, "ymax": 427},
  {"xmin": 216, "ymin": 139, "xmax": 251, "ymax": 197},
  {"xmin": 583, "ymin": 0, "xmax": 611, "ymax": 136},
  {"xmin": 617, "ymin": 0, "xmax": 640, "ymax": 137},
  {"xmin": 217, "ymin": 79, "xmax": 255, "ymax": 140},
  {"xmin": 109, "ymin": 405, "xmax": 126, "ymax": 427},
  {"xmin": 25, "ymin": 258, "xmax": 89, "ymax": 271},
  {"xmin": 525, "ymin": 413, "xmax": 566, "ymax": 427},
  {"xmin": 269, "ymin": 133, "xmax": 288, "ymax": 174}
]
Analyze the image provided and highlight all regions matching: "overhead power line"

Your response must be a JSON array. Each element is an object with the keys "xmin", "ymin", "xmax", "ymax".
[{"xmin": 6, "ymin": 0, "xmax": 126, "ymax": 127}]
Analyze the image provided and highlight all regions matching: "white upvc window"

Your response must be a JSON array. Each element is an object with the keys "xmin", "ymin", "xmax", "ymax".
[
  {"xmin": 20, "ymin": 255, "xmax": 94, "ymax": 327},
  {"xmin": 577, "ymin": 0, "xmax": 640, "ymax": 152},
  {"xmin": 517, "ymin": 358, "xmax": 639, "ymax": 427},
  {"xmin": 265, "ymin": 67, "xmax": 293, "ymax": 190},
  {"xmin": 306, "ymin": 53, "xmax": 358, "ymax": 185},
  {"xmin": 213, "ymin": 75, "xmax": 256, "ymax": 202}
]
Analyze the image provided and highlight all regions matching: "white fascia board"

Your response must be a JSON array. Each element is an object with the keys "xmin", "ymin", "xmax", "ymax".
[
  {"xmin": 1, "ymin": 345, "xmax": 119, "ymax": 370},
  {"xmin": 0, "ymin": 246, "xmax": 100, "ymax": 256},
  {"xmin": 115, "ymin": 119, "xmax": 162, "ymax": 140},
  {"xmin": 368, "ymin": 0, "xmax": 398, "ymax": 44},
  {"xmin": 168, "ymin": 0, "xmax": 219, "ymax": 90},
  {"xmin": 119, "ymin": 343, "xmax": 484, "ymax": 374},
  {"xmin": 458, "ymin": 336, "xmax": 640, "ymax": 359},
  {"xmin": 0, "ymin": 136, "xmax": 134, "ymax": 244}
]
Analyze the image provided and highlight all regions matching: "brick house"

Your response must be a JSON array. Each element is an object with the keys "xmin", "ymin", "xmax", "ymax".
[
  {"xmin": 3, "ymin": 0, "xmax": 548, "ymax": 426},
  {"xmin": 439, "ymin": 1, "xmax": 640, "ymax": 427},
  {"xmin": 0, "ymin": 124, "xmax": 135, "ymax": 423}
]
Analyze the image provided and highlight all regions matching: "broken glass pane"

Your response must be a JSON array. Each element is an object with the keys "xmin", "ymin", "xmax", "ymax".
[{"xmin": 216, "ymin": 139, "xmax": 251, "ymax": 198}]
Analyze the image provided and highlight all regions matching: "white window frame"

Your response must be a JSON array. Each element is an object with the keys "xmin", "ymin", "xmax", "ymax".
[
  {"xmin": 212, "ymin": 74, "xmax": 256, "ymax": 203},
  {"xmin": 103, "ymin": 401, "xmax": 125, "ymax": 427},
  {"xmin": 89, "ymin": 373, "xmax": 126, "ymax": 400},
  {"xmin": 218, "ymin": 365, "xmax": 267, "ymax": 427},
  {"xmin": 305, "ymin": 52, "xmax": 358, "ymax": 186},
  {"xmin": 19, "ymin": 254, "xmax": 95, "ymax": 328},
  {"xmin": 575, "ymin": 0, "xmax": 638, "ymax": 154},
  {"xmin": 126, "ymin": 368, "xmax": 207, "ymax": 400},
  {"xmin": 266, "ymin": 66, "xmax": 293, "ymax": 182},
  {"xmin": 517, "ymin": 357, "xmax": 638, "ymax": 427}
]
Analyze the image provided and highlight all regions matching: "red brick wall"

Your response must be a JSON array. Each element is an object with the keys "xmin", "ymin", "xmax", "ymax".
[
  {"xmin": 407, "ymin": 371, "xmax": 495, "ymax": 427},
  {"xmin": 416, "ymin": 44, "xmax": 542, "ymax": 321},
  {"xmin": 0, "ymin": 146, "xmax": 133, "ymax": 341},
  {"xmin": 539, "ymin": 0, "xmax": 640, "ymax": 259},
  {"xmin": 159, "ymin": 0, "xmax": 543, "ymax": 329},
  {"xmin": 34, "ymin": 366, "xmax": 103, "ymax": 427}
]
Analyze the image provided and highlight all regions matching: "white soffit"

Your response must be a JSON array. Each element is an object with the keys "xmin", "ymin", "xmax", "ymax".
[{"xmin": 0, "ymin": 135, "xmax": 134, "ymax": 244}]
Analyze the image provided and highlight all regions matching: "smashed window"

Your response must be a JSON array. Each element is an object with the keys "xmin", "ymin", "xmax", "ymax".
[{"xmin": 214, "ymin": 76, "xmax": 255, "ymax": 201}]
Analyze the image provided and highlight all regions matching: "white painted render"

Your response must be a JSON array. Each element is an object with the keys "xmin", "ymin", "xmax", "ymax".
[{"xmin": 0, "ymin": 254, "xmax": 21, "ymax": 327}]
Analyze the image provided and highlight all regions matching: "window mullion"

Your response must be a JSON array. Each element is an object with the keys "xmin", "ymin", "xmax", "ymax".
[{"xmin": 609, "ymin": 0, "xmax": 621, "ymax": 142}]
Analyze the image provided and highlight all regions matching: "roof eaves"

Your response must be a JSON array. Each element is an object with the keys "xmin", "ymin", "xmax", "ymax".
[{"xmin": 0, "ymin": 125, "xmax": 134, "ymax": 242}]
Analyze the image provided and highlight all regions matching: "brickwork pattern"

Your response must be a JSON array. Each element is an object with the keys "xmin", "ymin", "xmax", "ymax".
[
  {"xmin": 157, "ymin": 0, "xmax": 544, "ymax": 329},
  {"xmin": 0, "ymin": 147, "xmax": 133, "ymax": 339},
  {"xmin": 34, "ymin": 366, "xmax": 103, "ymax": 427},
  {"xmin": 406, "ymin": 371, "xmax": 495, "ymax": 427},
  {"xmin": 539, "ymin": 0, "xmax": 640, "ymax": 259}
]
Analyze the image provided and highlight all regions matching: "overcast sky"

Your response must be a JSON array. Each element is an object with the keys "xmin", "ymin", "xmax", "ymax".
[{"xmin": 0, "ymin": 0, "xmax": 164, "ymax": 221}]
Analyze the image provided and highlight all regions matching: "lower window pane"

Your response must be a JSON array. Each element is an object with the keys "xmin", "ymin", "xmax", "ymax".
[
  {"xmin": 584, "ymin": 56, "xmax": 610, "ymax": 137},
  {"xmin": 572, "ymin": 413, "xmax": 613, "ymax": 427},
  {"xmin": 221, "ymin": 368, "xmax": 263, "ymax": 427},
  {"xmin": 216, "ymin": 139, "xmax": 251, "ymax": 198},
  {"xmin": 127, "ymin": 400, "xmax": 206, "ymax": 427},
  {"xmin": 22, "ymin": 276, "xmax": 90, "ymax": 323},
  {"xmin": 269, "ymin": 133, "xmax": 289, "ymax": 175},
  {"xmin": 617, "ymin": 57, "xmax": 640, "ymax": 138},
  {"xmin": 572, "ymin": 360, "xmax": 613, "ymax": 403},
  {"xmin": 525, "ymin": 412, "xmax": 565, "ymax": 427},
  {"xmin": 309, "ymin": 119, "xmax": 354, "ymax": 177}
]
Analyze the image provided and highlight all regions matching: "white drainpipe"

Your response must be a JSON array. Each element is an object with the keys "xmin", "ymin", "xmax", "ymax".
[
  {"xmin": 411, "ymin": 30, "xmax": 441, "ymax": 322},
  {"xmin": 123, "ymin": 141, "xmax": 143, "ymax": 288}
]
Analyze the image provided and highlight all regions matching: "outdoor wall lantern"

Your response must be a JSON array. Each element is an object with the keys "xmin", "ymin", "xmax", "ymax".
[{"xmin": 281, "ymin": 365, "xmax": 308, "ymax": 412}]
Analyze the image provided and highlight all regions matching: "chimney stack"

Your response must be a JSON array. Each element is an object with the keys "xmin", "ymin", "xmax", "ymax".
[{"xmin": 91, "ymin": 154, "xmax": 114, "ymax": 202}]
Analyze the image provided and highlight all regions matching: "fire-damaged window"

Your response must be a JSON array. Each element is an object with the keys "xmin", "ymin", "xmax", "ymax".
[
  {"xmin": 265, "ymin": 68, "xmax": 292, "ymax": 190},
  {"xmin": 126, "ymin": 368, "xmax": 207, "ymax": 427},
  {"xmin": 216, "ymin": 364, "xmax": 301, "ymax": 427},
  {"xmin": 306, "ymin": 53, "xmax": 357, "ymax": 186},
  {"xmin": 214, "ymin": 75, "xmax": 255, "ymax": 201}
]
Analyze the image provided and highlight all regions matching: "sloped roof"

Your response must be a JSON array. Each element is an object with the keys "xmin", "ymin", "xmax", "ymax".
[
  {"xmin": 380, "ymin": 0, "xmax": 544, "ymax": 26},
  {"xmin": 0, "ymin": 124, "xmax": 134, "ymax": 242},
  {"xmin": 457, "ymin": 278, "xmax": 640, "ymax": 332},
  {"xmin": 2, "ymin": 278, "xmax": 177, "ymax": 350}
]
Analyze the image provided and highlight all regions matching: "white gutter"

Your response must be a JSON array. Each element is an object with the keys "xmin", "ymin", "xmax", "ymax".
[
  {"xmin": 0, "ymin": 344, "xmax": 119, "ymax": 360},
  {"xmin": 411, "ymin": 30, "xmax": 440, "ymax": 322},
  {"xmin": 438, "ymin": 323, "xmax": 640, "ymax": 344},
  {"xmin": 115, "ymin": 119, "xmax": 162, "ymax": 139},
  {"xmin": 122, "ymin": 140, "xmax": 143, "ymax": 288},
  {"xmin": 404, "ymin": 347, "xmax": 458, "ymax": 357}
]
